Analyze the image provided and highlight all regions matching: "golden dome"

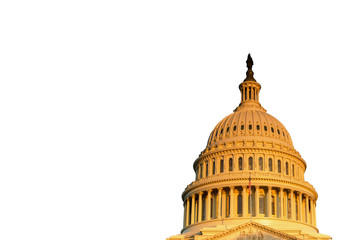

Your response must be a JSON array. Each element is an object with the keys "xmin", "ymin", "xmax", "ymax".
[{"xmin": 206, "ymin": 108, "xmax": 294, "ymax": 151}]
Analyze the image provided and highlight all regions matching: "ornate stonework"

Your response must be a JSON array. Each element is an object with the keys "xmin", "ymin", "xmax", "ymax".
[{"xmin": 167, "ymin": 55, "xmax": 331, "ymax": 240}]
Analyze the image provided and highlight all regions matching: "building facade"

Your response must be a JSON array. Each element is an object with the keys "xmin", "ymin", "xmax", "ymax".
[{"xmin": 168, "ymin": 55, "xmax": 331, "ymax": 240}]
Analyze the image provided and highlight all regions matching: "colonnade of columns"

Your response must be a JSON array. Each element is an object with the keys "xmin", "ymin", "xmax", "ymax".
[
  {"xmin": 183, "ymin": 185, "xmax": 316, "ymax": 228},
  {"xmin": 241, "ymin": 85, "xmax": 259, "ymax": 102}
]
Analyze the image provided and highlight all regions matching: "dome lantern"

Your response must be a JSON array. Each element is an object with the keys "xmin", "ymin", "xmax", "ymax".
[{"xmin": 235, "ymin": 54, "xmax": 264, "ymax": 112}]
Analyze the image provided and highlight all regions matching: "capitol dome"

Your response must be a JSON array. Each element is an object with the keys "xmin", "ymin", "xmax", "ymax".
[
  {"xmin": 168, "ymin": 55, "xmax": 331, "ymax": 240},
  {"xmin": 206, "ymin": 107, "xmax": 294, "ymax": 151}
]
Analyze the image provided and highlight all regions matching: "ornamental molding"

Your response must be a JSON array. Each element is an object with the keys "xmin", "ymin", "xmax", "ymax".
[
  {"xmin": 194, "ymin": 146, "xmax": 306, "ymax": 169},
  {"xmin": 182, "ymin": 176, "xmax": 317, "ymax": 200},
  {"xmin": 207, "ymin": 222, "xmax": 300, "ymax": 240}
]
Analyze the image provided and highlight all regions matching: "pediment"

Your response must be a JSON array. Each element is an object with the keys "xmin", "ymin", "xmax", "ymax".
[{"xmin": 206, "ymin": 222, "xmax": 300, "ymax": 240}]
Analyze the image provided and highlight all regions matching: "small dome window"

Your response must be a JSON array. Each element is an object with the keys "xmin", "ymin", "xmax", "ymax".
[
  {"xmin": 238, "ymin": 157, "xmax": 243, "ymax": 170},
  {"xmin": 277, "ymin": 160, "xmax": 281, "ymax": 173},
  {"xmin": 271, "ymin": 127, "xmax": 274, "ymax": 133},
  {"xmin": 220, "ymin": 129, "xmax": 223, "ymax": 134},
  {"xmin": 241, "ymin": 125, "xmax": 244, "ymax": 130},
  {"xmin": 226, "ymin": 127, "xmax": 229, "ymax": 133},
  {"xmin": 277, "ymin": 129, "xmax": 280, "ymax": 135},
  {"xmin": 264, "ymin": 126, "xmax": 267, "ymax": 131},
  {"xmin": 249, "ymin": 157, "xmax": 254, "ymax": 170},
  {"xmin": 268, "ymin": 158, "xmax": 273, "ymax": 172},
  {"xmin": 259, "ymin": 157, "xmax": 263, "ymax": 171},
  {"xmin": 233, "ymin": 125, "xmax": 237, "ymax": 131},
  {"xmin": 249, "ymin": 124, "xmax": 252, "ymax": 130},
  {"xmin": 206, "ymin": 161, "xmax": 209, "ymax": 177},
  {"xmin": 292, "ymin": 164, "xmax": 294, "ymax": 177},
  {"xmin": 212, "ymin": 160, "xmax": 216, "ymax": 175},
  {"xmin": 215, "ymin": 130, "xmax": 218, "ymax": 137},
  {"xmin": 285, "ymin": 162, "xmax": 289, "ymax": 175},
  {"xmin": 229, "ymin": 158, "xmax": 233, "ymax": 171},
  {"xmin": 256, "ymin": 125, "xmax": 260, "ymax": 130},
  {"xmin": 283, "ymin": 132, "xmax": 285, "ymax": 137},
  {"xmin": 220, "ymin": 159, "xmax": 224, "ymax": 173}
]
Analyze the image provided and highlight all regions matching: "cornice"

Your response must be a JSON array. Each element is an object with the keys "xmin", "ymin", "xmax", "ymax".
[
  {"xmin": 194, "ymin": 142, "xmax": 306, "ymax": 170},
  {"xmin": 182, "ymin": 176, "xmax": 317, "ymax": 200}
]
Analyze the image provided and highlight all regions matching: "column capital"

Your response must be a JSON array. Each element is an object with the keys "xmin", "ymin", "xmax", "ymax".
[
  {"xmin": 198, "ymin": 191, "xmax": 203, "ymax": 196},
  {"xmin": 255, "ymin": 185, "xmax": 260, "ymax": 190},
  {"xmin": 207, "ymin": 189, "xmax": 212, "ymax": 194}
]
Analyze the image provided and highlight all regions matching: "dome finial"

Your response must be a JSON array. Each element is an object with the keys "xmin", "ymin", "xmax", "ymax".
[
  {"xmin": 246, "ymin": 53, "xmax": 253, "ymax": 70},
  {"xmin": 244, "ymin": 53, "xmax": 256, "ymax": 82}
]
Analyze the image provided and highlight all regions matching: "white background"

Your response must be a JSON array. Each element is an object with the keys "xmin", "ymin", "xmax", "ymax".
[{"xmin": 0, "ymin": 1, "xmax": 358, "ymax": 239}]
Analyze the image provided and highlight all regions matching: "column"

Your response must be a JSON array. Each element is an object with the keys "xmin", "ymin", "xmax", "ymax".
[
  {"xmin": 191, "ymin": 195, "xmax": 195, "ymax": 224},
  {"xmin": 185, "ymin": 197, "xmax": 190, "ymax": 226},
  {"xmin": 266, "ymin": 187, "xmax": 272, "ymax": 217},
  {"xmin": 198, "ymin": 192, "xmax": 203, "ymax": 222},
  {"xmin": 305, "ymin": 195, "xmax": 309, "ymax": 224},
  {"xmin": 242, "ymin": 186, "xmax": 248, "ymax": 217},
  {"xmin": 206, "ymin": 190, "xmax": 212, "ymax": 220},
  {"xmin": 291, "ymin": 190, "xmax": 295, "ymax": 220},
  {"xmin": 298, "ymin": 193, "xmax": 303, "ymax": 222},
  {"xmin": 222, "ymin": 190, "xmax": 227, "ymax": 217},
  {"xmin": 284, "ymin": 190, "xmax": 288, "ymax": 219},
  {"xmin": 280, "ymin": 188, "xmax": 284, "ymax": 219},
  {"xmin": 230, "ymin": 187, "xmax": 234, "ymax": 218},
  {"xmin": 313, "ymin": 200, "xmax": 317, "ymax": 227},
  {"xmin": 217, "ymin": 188, "xmax": 222, "ymax": 218},
  {"xmin": 310, "ymin": 198, "xmax": 314, "ymax": 225},
  {"xmin": 255, "ymin": 186, "xmax": 260, "ymax": 217}
]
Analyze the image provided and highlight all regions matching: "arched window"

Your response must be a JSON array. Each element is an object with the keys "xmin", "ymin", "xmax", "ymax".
[
  {"xmin": 277, "ymin": 160, "xmax": 281, "ymax": 173},
  {"xmin": 196, "ymin": 166, "xmax": 199, "ymax": 180},
  {"xmin": 285, "ymin": 162, "xmax": 289, "ymax": 175},
  {"xmin": 268, "ymin": 158, "xmax": 273, "ymax": 172},
  {"xmin": 212, "ymin": 161, "xmax": 216, "ymax": 175},
  {"xmin": 259, "ymin": 157, "xmax": 263, "ymax": 171},
  {"xmin": 229, "ymin": 158, "xmax": 233, "ymax": 171},
  {"xmin": 238, "ymin": 157, "xmax": 243, "ymax": 170},
  {"xmin": 200, "ymin": 163, "xmax": 203, "ymax": 178},
  {"xmin": 206, "ymin": 161, "xmax": 209, "ymax": 177},
  {"xmin": 292, "ymin": 164, "xmax": 295, "ymax": 177},
  {"xmin": 220, "ymin": 160, "xmax": 224, "ymax": 173},
  {"xmin": 249, "ymin": 157, "xmax": 253, "ymax": 170}
]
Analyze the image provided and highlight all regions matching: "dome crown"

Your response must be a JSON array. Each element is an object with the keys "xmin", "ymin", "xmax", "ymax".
[{"xmin": 206, "ymin": 54, "xmax": 294, "ymax": 150}]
